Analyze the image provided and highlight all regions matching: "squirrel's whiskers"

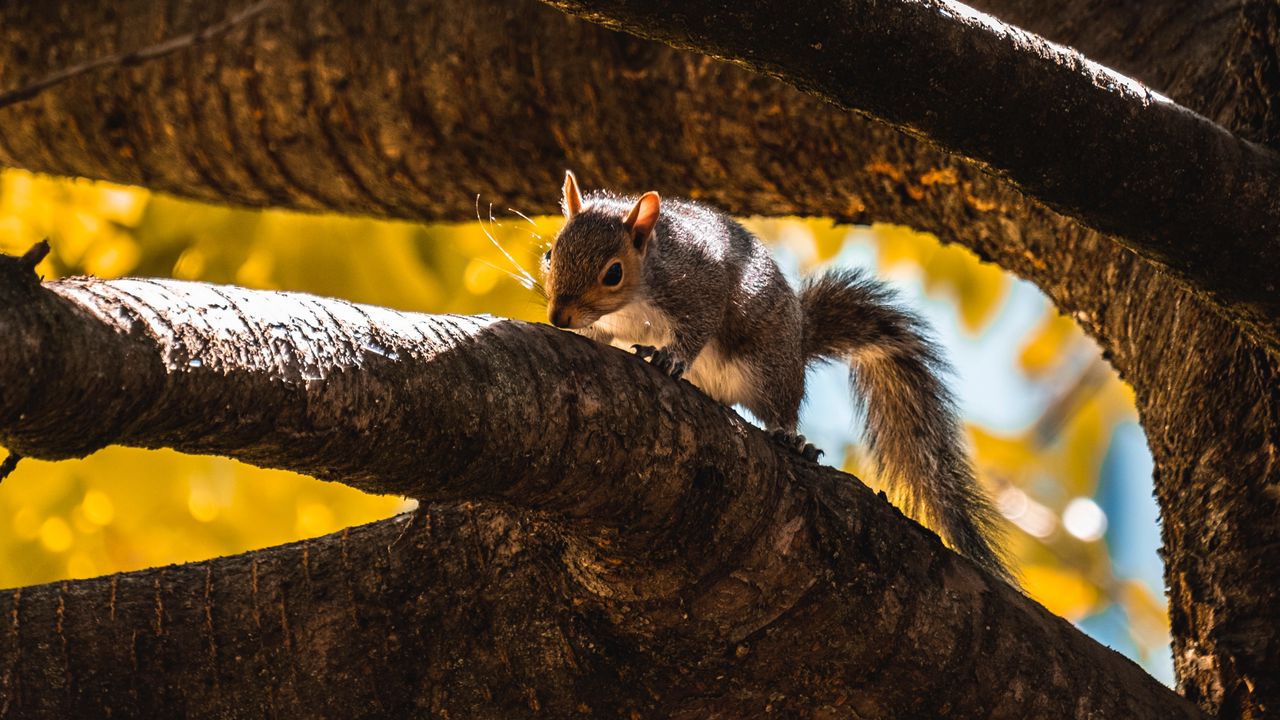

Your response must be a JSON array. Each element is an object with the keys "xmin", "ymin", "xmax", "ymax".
[{"xmin": 473, "ymin": 195, "xmax": 545, "ymax": 296}]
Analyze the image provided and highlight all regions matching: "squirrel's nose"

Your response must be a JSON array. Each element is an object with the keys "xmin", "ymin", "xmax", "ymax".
[{"xmin": 550, "ymin": 304, "xmax": 574, "ymax": 328}]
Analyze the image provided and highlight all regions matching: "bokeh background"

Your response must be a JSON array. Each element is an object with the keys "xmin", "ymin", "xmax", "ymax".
[{"xmin": 0, "ymin": 169, "xmax": 1171, "ymax": 683}]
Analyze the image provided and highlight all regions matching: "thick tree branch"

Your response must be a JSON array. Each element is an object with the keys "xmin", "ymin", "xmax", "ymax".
[
  {"xmin": 0, "ymin": 256, "xmax": 1201, "ymax": 717},
  {"xmin": 0, "ymin": 1, "xmax": 278, "ymax": 111}
]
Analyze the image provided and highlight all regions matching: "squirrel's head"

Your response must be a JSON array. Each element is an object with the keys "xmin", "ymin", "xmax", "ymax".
[{"xmin": 542, "ymin": 170, "xmax": 659, "ymax": 329}]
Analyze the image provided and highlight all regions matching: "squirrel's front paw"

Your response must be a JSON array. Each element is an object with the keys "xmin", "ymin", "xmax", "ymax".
[
  {"xmin": 632, "ymin": 344, "xmax": 687, "ymax": 380},
  {"xmin": 771, "ymin": 429, "xmax": 823, "ymax": 462}
]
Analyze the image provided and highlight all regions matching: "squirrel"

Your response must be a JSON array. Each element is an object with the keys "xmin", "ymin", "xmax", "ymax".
[{"xmin": 541, "ymin": 171, "xmax": 1012, "ymax": 583}]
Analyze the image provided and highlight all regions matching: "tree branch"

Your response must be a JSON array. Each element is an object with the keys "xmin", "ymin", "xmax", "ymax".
[
  {"xmin": 0, "ymin": 1, "xmax": 279, "ymax": 111},
  {"xmin": 0, "ymin": 255, "xmax": 1201, "ymax": 717}
]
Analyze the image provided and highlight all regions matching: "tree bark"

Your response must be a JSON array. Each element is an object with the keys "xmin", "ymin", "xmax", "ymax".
[
  {"xmin": 0, "ymin": 257, "xmax": 1203, "ymax": 718},
  {"xmin": 0, "ymin": 0, "xmax": 1276, "ymax": 716}
]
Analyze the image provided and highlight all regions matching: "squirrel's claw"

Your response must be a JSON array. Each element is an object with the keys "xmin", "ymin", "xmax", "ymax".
[
  {"xmin": 771, "ymin": 429, "xmax": 823, "ymax": 462},
  {"xmin": 669, "ymin": 359, "xmax": 687, "ymax": 380},
  {"xmin": 632, "ymin": 344, "xmax": 686, "ymax": 380}
]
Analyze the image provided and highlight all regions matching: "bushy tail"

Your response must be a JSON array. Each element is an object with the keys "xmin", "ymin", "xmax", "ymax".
[{"xmin": 800, "ymin": 269, "xmax": 1014, "ymax": 584}]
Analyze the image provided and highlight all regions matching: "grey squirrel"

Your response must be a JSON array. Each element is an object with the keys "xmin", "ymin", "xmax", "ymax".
[{"xmin": 542, "ymin": 171, "xmax": 1012, "ymax": 583}]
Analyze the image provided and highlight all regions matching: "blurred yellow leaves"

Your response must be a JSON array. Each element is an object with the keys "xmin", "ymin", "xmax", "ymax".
[
  {"xmin": 1120, "ymin": 579, "xmax": 1172, "ymax": 659},
  {"xmin": 0, "ymin": 171, "xmax": 145, "ymax": 279},
  {"xmin": 296, "ymin": 502, "xmax": 337, "ymax": 537},
  {"xmin": 81, "ymin": 489, "xmax": 116, "ymax": 525},
  {"xmin": 186, "ymin": 480, "xmax": 222, "ymax": 523},
  {"xmin": 808, "ymin": 220, "xmax": 851, "ymax": 262},
  {"xmin": 1021, "ymin": 313, "xmax": 1081, "ymax": 377},
  {"xmin": 0, "ymin": 448, "xmax": 406, "ymax": 588},
  {"xmin": 39, "ymin": 517, "xmax": 74, "ymax": 553},
  {"xmin": 464, "ymin": 257, "xmax": 504, "ymax": 295}
]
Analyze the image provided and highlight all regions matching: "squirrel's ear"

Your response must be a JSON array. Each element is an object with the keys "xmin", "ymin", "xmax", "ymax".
[
  {"xmin": 623, "ymin": 191, "xmax": 660, "ymax": 252},
  {"xmin": 562, "ymin": 170, "xmax": 583, "ymax": 219}
]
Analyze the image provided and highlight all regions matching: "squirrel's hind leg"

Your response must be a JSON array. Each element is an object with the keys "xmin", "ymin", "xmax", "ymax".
[{"xmin": 740, "ymin": 357, "xmax": 821, "ymax": 462}]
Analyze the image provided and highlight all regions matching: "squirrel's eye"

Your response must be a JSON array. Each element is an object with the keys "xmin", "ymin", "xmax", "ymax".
[{"xmin": 602, "ymin": 262, "xmax": 623, "ymax": 286}]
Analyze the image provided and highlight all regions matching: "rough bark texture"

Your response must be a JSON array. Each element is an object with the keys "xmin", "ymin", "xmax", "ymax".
[
  {"xmin": 939, "ymin": 5, "xmax": 1280, "ymax": 717},
  {"xmin": 0, "ymin": 264, "xmax": 1203, "ymax": 718},
  {"xmin": 0, "ymin": 0, "xmax": 1275, "ymax": 717}
]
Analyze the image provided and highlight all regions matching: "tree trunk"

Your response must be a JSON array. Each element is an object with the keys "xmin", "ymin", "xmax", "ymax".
[{"xmin": 0, "ymin": 0, "xmax": 1275, "ymax": 716}]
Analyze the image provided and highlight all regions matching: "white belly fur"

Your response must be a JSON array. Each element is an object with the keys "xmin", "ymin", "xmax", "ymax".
[
  {"xmin": 590, "ymin": 302, "xmax": 755, "ymax": 407},
  {"xmin": 684, "ymin": 344, "xmax": 756, "ymax": 407}
]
